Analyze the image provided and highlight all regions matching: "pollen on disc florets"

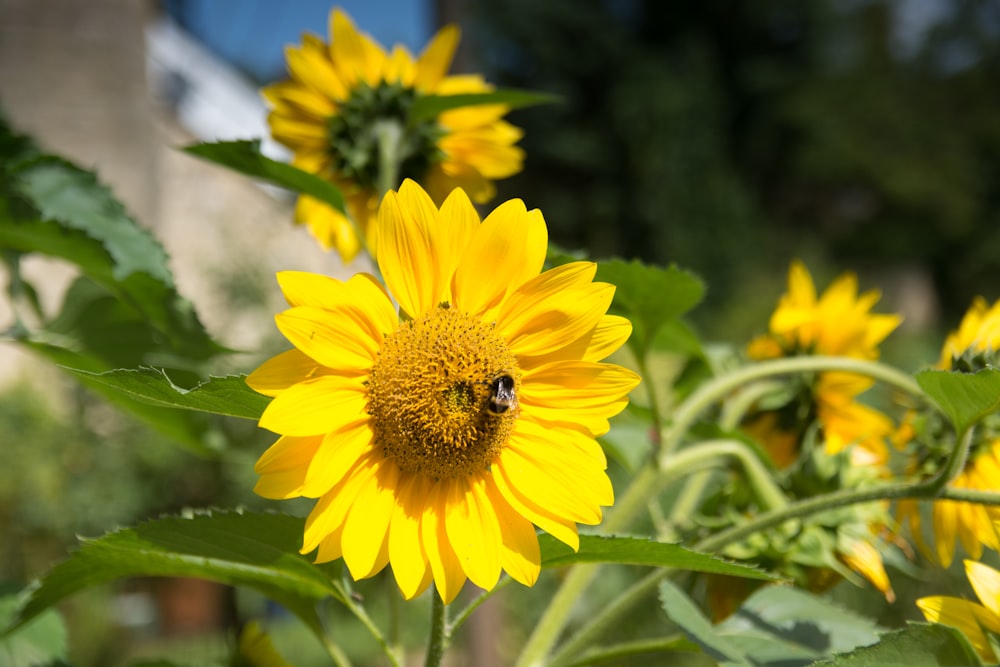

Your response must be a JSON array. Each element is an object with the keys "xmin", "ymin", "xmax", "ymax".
[{"xmin": 367, "ymin": 305, "xmax": 520, "ymax": 480}]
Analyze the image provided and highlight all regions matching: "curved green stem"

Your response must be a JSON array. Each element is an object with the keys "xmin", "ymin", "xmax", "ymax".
[
  {"xmin": 549, "ymin": 430, "xmax": 980, "ymax": 664},
  {"xmin": 660, "ymin": 355, "xmax": 922, "ymax": 457},
  {"xmin": 516, "ymin": 438, "xmax": 784, "ymax": 667},
  {"xmin": 339, "ymin": 594, "xmax": 400, "ymax": 667},
  {"xmin": 424, "ymin": 588, "xmax": 448, "ymax": 667}
]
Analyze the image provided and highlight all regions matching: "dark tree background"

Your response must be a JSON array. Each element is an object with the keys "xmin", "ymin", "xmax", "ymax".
[{"xmin": 462, "ymin": 0, "xmax": 1000, "ymax": 338}]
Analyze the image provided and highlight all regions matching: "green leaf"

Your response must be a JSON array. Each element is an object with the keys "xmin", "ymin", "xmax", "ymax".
[
  {"xmin": 719, "ymin": 586, "xmax": 883, "ymax": 662},
  {"xmin": 808, "ymin": 623, "xmax": 983, "ymax": 667},
  {"xmin": 0, "ymin": 218, "xmax": 224, "ymax": 364},
  {"xmin": 64, "ymin": 367, "xmax": 270, "ymax": 421},
  {"xmin": 915, "ymin": 368, "xmax": 1000, "ymax": 434},
  {"xmin": 0, "ymin": 594, "xmax": 67, "ymax": 667},
  {"xmin": 409, "ymin": 89, "xmax": 560, "ymax": 123},
  {"xmin": 7, "ymin": 511, "xmax": 345, "ymax": 639},
  {"xmin": 595, "ymin": 260, "xmax": 705, "ymax": 354},
  {"xmin": 183, "ymin": 140, "xmax": 345, "ymax": 213},
  {"xmin": 539, "ymin": 535, "xmax": 777, "ymax": 581},
  {"xmin": 659, "ymin": 579, "xmax": 752, "ymax": 667}
]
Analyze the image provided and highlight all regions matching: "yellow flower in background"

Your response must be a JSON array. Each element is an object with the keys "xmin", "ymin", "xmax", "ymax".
[
  {"xmin": 898, "ymin": 296, "xmax": 1000, "ymax": 568},
  {"xmin": 247, "ymin": 180, "xmax": 639, "ymax": 603},
  {"xmin": 918, "ymin": 560, "xmax": 1000, "ymax": 661},
  {"xmin": 264, "ymin": 8, "xmax": 524, "ymax": 262},
  {"xmin": 746, "ymin": 260, "xmax": 901, "ymax": 466}
]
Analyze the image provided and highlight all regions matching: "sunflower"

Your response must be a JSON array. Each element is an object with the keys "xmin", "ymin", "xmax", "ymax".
[
  {"xmin": 898, "ymin": 296, "xmax": 1000, "ymax": 567},
  {"xmin": 264, "ymin": 8, "xmax": 524, "ymax": 262},
  {"xmin": 247, "ymin": 180, "xmax": 639, "ymax": 603},
  {"xmin": 745, "ymin": 260, "xmax": 901, "ymax": 465},
  {"xmin": 738, "ymin": 261, "xmax": 901, "ymax": 602},
  {"xmin": 918, "ymin": 560, "xmax": 1000, "ymax": 661}
]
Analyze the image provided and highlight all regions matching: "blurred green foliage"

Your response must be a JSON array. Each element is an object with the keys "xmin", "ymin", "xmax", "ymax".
[{"xmin": 471, "ymin": 0, "xmax": 1000, "ymax": 330}]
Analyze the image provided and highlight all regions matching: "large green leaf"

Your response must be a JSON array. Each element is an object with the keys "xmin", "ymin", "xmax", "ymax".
[
  {"xmin": 65, "ymin": 367, "xmax": 270, "ymax": 421},
  {"xmin": 595, "ymin": 260, "xmax": 705, "ymax": 355},
  {"xmin": 409, "ymin": 89, "xmax": 560, "ymax": 122},
  {"xmin": 719, "ymin": 586, "xmax": 884, "ymax": 664},
  {"xmin": 6, "ymin": 511, "xmax": 344, "ymax": 638},
  {"xmin": 916, "ymin": 368, "xmax": 1000, "ymax": 435},
  {"xmin": 539, "ymin": 535, "xmax": 777, "ymax": 581},
  {"xmin": 0, "ymin": 594, "xmax": 66, "ymax": 667},
  {"xmin": 183, "ymin": 140, "xmax": 345, "ymax": 213},
  {"xmin": 659, "ymin": 579, "xmax": 753, "ymax": 667},
  {"xmin": 808, "ymin": 623, "xmax": 983, "ymax": 667}
]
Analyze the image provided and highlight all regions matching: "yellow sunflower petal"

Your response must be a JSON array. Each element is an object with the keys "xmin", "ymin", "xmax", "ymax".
[
  {"xmin": 500, "ymin": 278, "xmax": 615, "ymax": 358},
  {"xmin": 967, "ymin": 560, "xmax": 1000, "ymax": 618},
  {"xmin": 253, "ymin": 434, "xmax": 323, "ymax": 500},
  {"xmin": 275, "ymin": 305, "xmax": 381, "ymax": 372},
  {"xmin": 389, "ymin": 474, "xmax": 433, "ymax": 600},
  {"xmin": 519, "ymin": 361, "xmax": 640, "ymax": 433},
  {"xmin": 421, "ymin": 482, "xmax": 467, "ymax": 604},
  {"xmin": 413, "ymin": 24, "xmax": 459, "ymax": 91},
  {"xmin": 246, "ymin": 349, "xmax": 330, "ymax": 397},
  {"xmin": 262, "ymin": 80, "xmax": 337, "ymax": 118},
  {"xmin": 917, "ymin": 596, "xmax": 999, "ymax": 661},
  {"xmin": 329, "ymin": 9, "xmax": 374, "ymax": 88},
  {"xmin": 301, "ymin": 419, "xmax": 373, "ymax": 498},
  {"xmin": 376, "ymin": 185, "xmax": 437, "ymax": 317},
  {"xmin": 303, "ymin": 456, "xmax": 378, "ymax": 554},
  {"xmin": 342, "ymin": 458, "xmax": 397, "ymax": 579},
  {"xmin": 383, "ymin": 45, "xmax": 416, "ymax": 86},
  {"xmin": 520, "ymin": 314, "xmax": 634, "ymax": 368},
  {"xmin": 492, "ymin": 463, "xmax": 579, "ymax": 550},
  {"xmin": 314, "ymin": 522, "xmax": 346, "ymax": 564},
  {"xmin": 517, "ymin": 416, "xmax": 607, "ymax": 468},
  {"xmin": 482, "ymin": 477, "xmax": 540, "ymax": 587},
  {"xmin": 502, "ymin": 429, "xmax": 614, "ymax": 519},
  {"xmin": 444, "ymin": 475, "xmax": 503, "ymax": 591},
  {"xmin": 933, "ymin": 500, "xmax": 959, "ymax": 567},
  {"xmin": 277, "ymin": 272, "xmax": 397, "ymax": 340},
  {"xmin": 258, "ymin": 375, "xmax": 367, "ymax": 437},
  {"xmin": 452, "ymin": 199, "xmax": 547, "ymax": 318},
  {"xmin": 284, "ymin": 42, "xmax": 348, "ymax": 101}
]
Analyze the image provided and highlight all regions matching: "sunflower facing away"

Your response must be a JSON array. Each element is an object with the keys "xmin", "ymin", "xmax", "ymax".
[
  {"xmin": 265, "ymin": 8, "xmax": 524, "ymax": 262},
  {"xmin": 918, "ymin": 560, "xmax": 1000, "ymax": 661},
  {"xmin": 740, "ymin": 260, "xmax": 901, "ymax": 600},
  {"xmin": 247, "ymin": 180, "xmax": 639, "ymax": 603},
  {"xmin": 898, "ymin": 296, "xmax": 1000, "ymax": 567},
  {"xmin": 745, "ymin": 260, "xmax": 901, "ymax": 466}
]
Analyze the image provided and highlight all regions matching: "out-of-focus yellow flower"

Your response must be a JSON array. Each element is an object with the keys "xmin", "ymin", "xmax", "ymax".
[
  {"xmin": 747, "ymin": 260, "xmax": 901, "ymax": 466},
  {"xmin": 265, "ymin": 8, "xmax": 524, "ymax": 262},
  {"xmin": 247, "ymin": 180, "xmax": 638, "ymax": 603},
  {"xmin": 899, "ymin": 296, "xmax": 1000, "ymax": 567},
  {"xmin": 918, "ymin": 560, "xmax": 1000, "ymax": 661}
]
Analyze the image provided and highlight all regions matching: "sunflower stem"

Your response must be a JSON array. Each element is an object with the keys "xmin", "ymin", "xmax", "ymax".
[
  {"xmin": 424, "ymin": 587, "xmax": 449, "ymax": 667},
  {"xmin": 375, "ymin": 119, "xmax": 405, "ymax": 200},
  {"xmin": 659, "ymin": 355, "xmax": 922, "ymax": 458}
]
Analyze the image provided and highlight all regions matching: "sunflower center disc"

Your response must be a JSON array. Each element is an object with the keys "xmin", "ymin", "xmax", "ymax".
[{"xmin": 368, "ymin": 306, "xmax": 520, "ymax": 479}]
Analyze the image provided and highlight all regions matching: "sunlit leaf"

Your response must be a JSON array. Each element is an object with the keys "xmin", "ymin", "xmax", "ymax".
[
  {"xmin": 6, "ymin": 511, "xmax": 344, "ymax": 639},
  {"xmin": 539, "ymin": 535, "xmax": 777, "ymax": 581},
  {"xmin": 596, "ymin": 260, "xmax": 705, "ymax": 355},
  {"xmin": 183, "ymin": 140, "xmax": 345, "ymax": 213},
  {"xmin": 64, "ymin": 367, "xmax": 270, "ymax": 421},
  {"xmin": 410, "ymin": 89, "xmax": 560, "ymax": 123},
  {"xmin": 659, "ymin": 579, "xmax": 753, "ymax": 667},
  {"xmin": 0, "ymin": 594, "xmax": 66, "ymax": 667},
  {"xmin": 809, "ymin": 623, "xmax": 983, "ymax": 667},
  {"xmin": 916, "ymin": 368, "xmax": 1000, "ymax": 435}
]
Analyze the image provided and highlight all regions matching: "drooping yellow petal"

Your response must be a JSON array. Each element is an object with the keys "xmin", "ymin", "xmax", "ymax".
[
  {"xmin": 492, "ymin": 462, "xmax": 579, "ymax": 550},
  {"xmin": 303, "ymin": 456, "xmax": 379, "ymax": 554},
  {"xmin": 482, "ymin": 477, "xmax": 540, "ymax": 587},
  {"xmin": 452, "ymin": 199, "xmax": 547, "ymax": 318},
  {"xmin": 967, "ymin": 560, "xmax": 1000, "ymax": 619},
  {"xmin": 253, "ymin": 434, "xmax": 324, "ymax": 500},
  {"xmin": 444, "ymin": 475, "xmax": 503, "ymax": 591},
  {"xmin": 421, "ymin": 483, "xmax": 467, "ymax": 604},
  {"xmin": 258, "ymin": 375, "xmax": 367, "ymax": 437},
  {"xmin": 933, "ymin": 499, "xmax": 959, "ymax": 567},
  {"xmin": 389, "ymin": 473, "xmax": 433, "ymax": 600},
  {"xmin": 342, "ymin": 458, "xmax": 397, "ymax": 579},
  {"xmin": 917, "ymin": 596, "xmax": 999, "ymax": 661},
  {"xmin": 301, "ymin": 419, "xmax": 373, "ymax": 498}
]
